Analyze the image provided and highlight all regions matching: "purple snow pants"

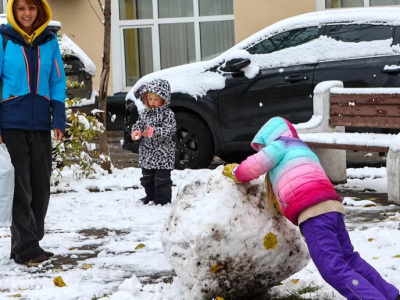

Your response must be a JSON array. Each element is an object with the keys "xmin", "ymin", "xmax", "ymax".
[{"xmin": 300, "ymin": 212, "xmax": 399, "ymax": 300}]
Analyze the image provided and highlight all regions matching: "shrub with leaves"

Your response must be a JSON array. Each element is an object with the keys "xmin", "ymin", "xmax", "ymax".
[
  {"xmin": 53, "ymin": 97, "xmax": 110, "ymax": 178},
  {"xmin": 53, "ymin": 33, "xmax": 111, "ymax": 177}
]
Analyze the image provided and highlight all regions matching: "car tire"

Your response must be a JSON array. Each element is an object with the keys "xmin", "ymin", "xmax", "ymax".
[{"xmin": 174, "ymin": 112, "xmax": 214, "ymax": 170}]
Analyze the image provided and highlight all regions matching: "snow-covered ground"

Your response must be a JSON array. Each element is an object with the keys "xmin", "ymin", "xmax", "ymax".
[{"xmin": 0, "ymin": 165, "xmax": 399, "ymax": 300}]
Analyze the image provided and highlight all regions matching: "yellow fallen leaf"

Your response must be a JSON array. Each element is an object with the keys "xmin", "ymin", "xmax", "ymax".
[
  {"xmin": 210, "ymin": 264, "xmax": 222, "ymax": 273},
  {"xmin": 291, "ymin": 279, "xmax": 299, "ymax": 284},
  {"xmin": 53, "ymin": 276, "xmax": 67, "ymax": 287},
  {"xmin": 8, "ymin": 294, "xmax": 22, "ymax": 298},
  {"xmin": 82, "ymin": 264, "xmax": 92, "ymax": 270},
  {"xmin": 135, "ymin": 243, "xmax": 145, "ymax": 250},
  {"xmin": 372, "ymin": 257, "xmax": 379, "ymax": 260},
  {"xmin": 215, "ymin": 297, "xmax": 225, "ymax": 300},
  {"xmin": 393, "ymin": 254, "xmax": 400, "ymax": 258},
  {"xmin": 263, "ymin": 232, "xmax": 278, "ymax": 250},
  {"xmin": 368, "ymin": 238, "xmax": 374, "ymax": 242}
]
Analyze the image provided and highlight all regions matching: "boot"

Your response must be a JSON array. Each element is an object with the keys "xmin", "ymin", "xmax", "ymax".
[
  {"xmin": 42, "ymin": 250, "xmax": 54, "ymax": 258},
  {"xmin": 140, "ymin": 195, "xmax": 153, "ymax": 205},
  {"xmin": 153, "ymin": 199, "xmax": 171, "ymax": 206}
]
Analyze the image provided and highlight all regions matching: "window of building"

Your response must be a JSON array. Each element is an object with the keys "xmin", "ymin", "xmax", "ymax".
[
  {"xmin": 325, "ymin": 0, "xmax": 363, "ymax": 7},
  {"xmin": 321, "ymin": 0, "xmax": 400, "ymax": 8},
  {"xmin": 370, "ymin": 0, "xmax": 400, "ymax": 5},
  {"xmin": 111, "ymin": 0, "xmax": 235, "ymax": 92},
  {"xmin": 199, "ymin": 0, "xmax": 234, "ymax": 16},
  {"xmin": 123, "ymin": 28, "xmax": 153, "ymax": 86},
  {"xmin": 200, "ymin": 20, "xmax": 234, "ymax": 60},
  {"xmin": 119, "ymin": 0, "xmax": 152, "ymax": 20},
  {"xmin": 158, "ymin": 0, "xmax": 193, "ymax": 18},
  {"xmin": 159, "ymin": 23, "xmax": 196, "ymax": 68}
]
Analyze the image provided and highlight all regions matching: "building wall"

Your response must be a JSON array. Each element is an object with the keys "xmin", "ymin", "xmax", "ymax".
[
  {"xmin": 234, "ymin": 0, "xmax": 316, "ymax": 42},
  {"xmin": 48, "ymin": 0, "xmax": 108, "ymax": 94}
]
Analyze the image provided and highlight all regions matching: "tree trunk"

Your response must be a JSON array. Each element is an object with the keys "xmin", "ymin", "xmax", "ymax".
[{"xmin": 98, "ymin": 0, "xmax": 112, "ymax": 172}]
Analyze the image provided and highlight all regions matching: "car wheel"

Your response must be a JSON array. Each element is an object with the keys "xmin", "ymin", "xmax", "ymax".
[{"xmin": 174, "ymin": 112, "xmax": 214, "ymax": 170}]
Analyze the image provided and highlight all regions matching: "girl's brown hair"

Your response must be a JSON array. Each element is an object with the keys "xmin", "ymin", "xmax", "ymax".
[
  {"xmin": 14, "ymin": 0, "xmax": 49, "ymax": 33},
  {"xmin": 265, "ymin": 172, "xmax": 278, "ymax": 215}
]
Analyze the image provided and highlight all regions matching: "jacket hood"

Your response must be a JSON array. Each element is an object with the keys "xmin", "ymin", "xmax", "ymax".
[
  {"xmin": 138, "ymin": 79, "xmax": 171, "ymax": 109},
  {"xmin": 7, "ymin": 0, "xmax": 52, "ymax": 43},
  {"xmin": 251, "ymin": 117, "xmax": 299, "ymax": 151}
]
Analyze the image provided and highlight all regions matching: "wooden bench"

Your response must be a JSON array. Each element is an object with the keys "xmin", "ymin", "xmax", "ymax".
[{"xmin": 295, "ymin": 81, "xmax": 400, "ymax": 205}]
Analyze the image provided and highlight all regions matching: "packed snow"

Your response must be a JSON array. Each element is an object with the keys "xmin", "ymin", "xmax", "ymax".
[{"xmin": 0, "ymin": 164, "xmax": 399, "ymax": 300}]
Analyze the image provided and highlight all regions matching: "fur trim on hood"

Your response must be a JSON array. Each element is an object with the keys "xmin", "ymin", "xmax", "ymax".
[{"xmin": 138, "ymin": 79, "xmax": 171, "ymax": 109}]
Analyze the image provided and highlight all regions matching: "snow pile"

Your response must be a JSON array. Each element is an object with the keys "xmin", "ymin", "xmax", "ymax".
[
  {"xmin": 161, "ymin": 166, "xmax": 309, "ymax": 300},
  {"xmin": 59, "ymin": 34, "xmax": 97, "ymax": 76}
]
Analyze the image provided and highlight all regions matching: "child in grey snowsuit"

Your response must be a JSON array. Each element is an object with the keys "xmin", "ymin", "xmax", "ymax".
[{"xmin": 131, "ymin": 79, "xmax": 176, "ymax": 205}]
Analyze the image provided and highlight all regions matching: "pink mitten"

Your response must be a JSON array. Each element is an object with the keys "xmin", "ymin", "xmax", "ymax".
[{"xmin": 147, "ymin": 126, "xmax": 154, "ymax": 138}]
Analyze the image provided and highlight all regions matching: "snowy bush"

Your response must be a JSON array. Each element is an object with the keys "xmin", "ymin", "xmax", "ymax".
[
  {"xmin": 52, "ymin": 98, "xmax": 108, "ymax": 178},
  {"xmin": 161, "ymin": 167, "xmax": 310, "ymax": 299}
]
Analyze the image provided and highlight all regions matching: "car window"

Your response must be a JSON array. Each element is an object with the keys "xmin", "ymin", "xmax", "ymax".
[
  {"xmin": 328, "ymin": 24, "xmax": 393, "ymax": 43},
  {"xmin": 246, "ymin": 27, "xmax": 319, "ymax": 55}
]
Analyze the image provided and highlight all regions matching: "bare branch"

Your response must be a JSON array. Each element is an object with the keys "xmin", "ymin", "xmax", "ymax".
[{"xmin": 87, "ymin": 0, "xmax": 103, "ymax": 23}]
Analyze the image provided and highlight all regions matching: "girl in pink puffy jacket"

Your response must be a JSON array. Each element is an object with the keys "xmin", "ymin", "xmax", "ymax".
[{"xmin": 223, "ymin": 117, "xmax": 399, "ymax": 300}]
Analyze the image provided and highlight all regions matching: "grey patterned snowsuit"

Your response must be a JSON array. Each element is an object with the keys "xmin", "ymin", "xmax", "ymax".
[{"xmin": 132, "ymin": 79, "xmax": 176, "ymax": 204}]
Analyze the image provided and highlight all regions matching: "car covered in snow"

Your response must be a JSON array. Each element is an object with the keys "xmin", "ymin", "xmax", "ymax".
[{"xmin": 122, "ymin": 7, "xmax": 400, "ymax": 169}]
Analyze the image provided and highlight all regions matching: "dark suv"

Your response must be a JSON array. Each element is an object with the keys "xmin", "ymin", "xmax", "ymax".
[{"xmin": 122, "ymin": 7, "xmax": 400, "ymax": 169}]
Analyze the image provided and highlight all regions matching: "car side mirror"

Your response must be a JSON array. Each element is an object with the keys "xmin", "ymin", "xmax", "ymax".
[{"xmin": 223, "ymin": 58, "xmax": 251, "ymax": 72}]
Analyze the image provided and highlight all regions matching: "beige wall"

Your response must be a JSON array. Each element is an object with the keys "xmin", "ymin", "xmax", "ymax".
[
  {"xmin": 48, "ymin": 0, "xmax": 111, "ymax": 94},
  {"xmin": 234, "ymin": 0, "xmax": 316, "ymax": 43}
]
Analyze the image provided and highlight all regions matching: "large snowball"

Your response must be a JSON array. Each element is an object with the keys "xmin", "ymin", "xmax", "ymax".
[{"xmin": 161, "ymin": 166, "xmax": 309, "ymax": 299}]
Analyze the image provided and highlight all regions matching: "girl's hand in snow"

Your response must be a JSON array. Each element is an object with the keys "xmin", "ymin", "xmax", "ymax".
[{"xmin": 222, "ymin": 163, "xmax": 241, "ymax": 183}]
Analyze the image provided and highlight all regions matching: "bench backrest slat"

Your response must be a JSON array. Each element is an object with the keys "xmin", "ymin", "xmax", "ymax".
[
  {"xmin": 331, "ymin": 104, "xmax": 400, "ymax": 117},
  {"xmin": 330, "ymin": 115, "xmax": 400, "ymax": 128},
  {"xmin": 331, "ymin": 93, "xmax": 400, "ymax": 104},
  {"xmin": 330, "ymin": 93, "xmax": 400, "ymax": 129}
]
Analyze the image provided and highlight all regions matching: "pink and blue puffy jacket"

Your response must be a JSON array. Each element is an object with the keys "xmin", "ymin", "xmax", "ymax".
[{"xmin": 235, "ymin": 117, "xmax": 341, "ymax": 225}]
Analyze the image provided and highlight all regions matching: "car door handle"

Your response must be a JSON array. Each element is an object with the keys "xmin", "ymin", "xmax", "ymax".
[
  {"xmin": 284, "ymin": 75, "xmax": 309, "ymax": 83},
  {"xmin": 382, "ymin": 65, "xmax": 400, "ymax": 74}
]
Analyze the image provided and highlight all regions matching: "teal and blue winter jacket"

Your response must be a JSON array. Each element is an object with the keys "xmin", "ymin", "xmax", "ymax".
[{"xmin": 0, "ymin": 22, "xmax": 66, "ymax": 136}]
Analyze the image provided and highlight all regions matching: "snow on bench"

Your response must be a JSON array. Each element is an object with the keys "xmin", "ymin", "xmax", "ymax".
[{"xmin": 294, "ymin": 81, "xmax": 400, "ymax": 205}]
